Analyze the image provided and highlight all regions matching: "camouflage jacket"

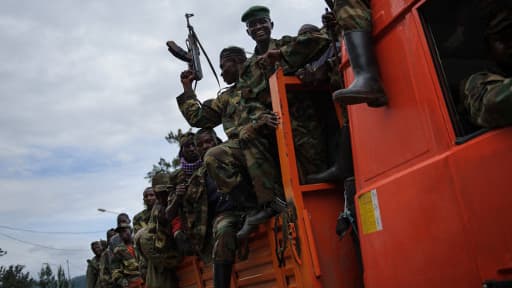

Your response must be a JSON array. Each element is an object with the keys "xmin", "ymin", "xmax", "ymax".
[
  {"xmin": 98, "ymin": 249, "xmax": 114, "ymax": 288},
  {"xmin": 236, "ymin": 33, "xmax": 330, "ymax": 142},
  {"xmin": 176, "ymin": 85, "xmax": 243, "ymax": 140},
  {"xmin": 463, "ymin": 72, "xmax": 512, "ymax": 128},
  {"xmin": 139, "ymin": 203, "xmax": 182, "ymax": 269},
  {"xmin": 111, "ymin": 243, "xmax": 142, "ymax": 286},
  {"xmin": 182, "ymin": 165, "xmax": 210, "ymax": 260},
  {"xmin": 86, "ymin": 256, "xmax": 100, "ymax": 288},
  {"xmin": 238, "ymin": 33, "xmax": 330, "ymax": 106},
  {"xmin": 167, "ymin": 167, "xmax": 198, "ymax": 219},
  {"xmin": 133, "ymin": 208, "xmax": 151, "ymax": 235}
]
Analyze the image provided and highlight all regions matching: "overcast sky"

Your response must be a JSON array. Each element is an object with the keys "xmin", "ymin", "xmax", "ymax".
[{"xmin": 0, "ymin": 0, "xmax": 327, "ymax": 279}]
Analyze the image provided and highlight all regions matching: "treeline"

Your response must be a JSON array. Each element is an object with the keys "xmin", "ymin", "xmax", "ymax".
[{"xmin": 0, "ymin": 264, "xmax": 84, "ymax": 288}]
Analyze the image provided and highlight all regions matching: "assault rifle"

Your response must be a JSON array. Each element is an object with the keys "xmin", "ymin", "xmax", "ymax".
[{"xmin": 167, "ymin": 13, "xmax": 219, "ymax": 88}]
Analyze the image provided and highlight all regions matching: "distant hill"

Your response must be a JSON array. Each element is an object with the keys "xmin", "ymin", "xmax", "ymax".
[{"xmin": 70, "ymin": 274, "xmax": 86, "ymax": 288}]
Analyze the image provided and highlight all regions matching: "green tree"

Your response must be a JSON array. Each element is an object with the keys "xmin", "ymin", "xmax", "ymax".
[
  {"xmin": 0, "ymin": 264, "xmax": 35, "ymax": 288},
  {"xmin": 145, "ymin": 128, "xmax": 192, "ymax": 182},
  {"xmin": 56, "ymin": 266, "xmax": 69, "ymax": 288},
  {"xmin": 38, "ymin": 264, "xmax": 57, "ymax": 288}
]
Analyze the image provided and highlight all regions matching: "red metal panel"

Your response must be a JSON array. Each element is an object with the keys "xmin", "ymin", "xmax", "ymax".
[{"xmin": 448, "ymin": 129, "xmax": 512, "ymax": 282}]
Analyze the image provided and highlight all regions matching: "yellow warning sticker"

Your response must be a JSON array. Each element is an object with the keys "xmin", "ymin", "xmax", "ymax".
[{"xmin": 358, "ymin": 189, "xmax": 383, "ymax": 234}]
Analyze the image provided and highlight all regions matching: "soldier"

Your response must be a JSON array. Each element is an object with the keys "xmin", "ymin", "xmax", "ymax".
[
  {"xmin": 175, "ymin": 46, "xmax": 259, "ymax": 237},
  {"xmin": 137, "ymin": 172, "xmax": 182, "ymax": 288},
  {"xmin": 111, "ymin": 223, "xmax": 144, "ymax": 288},
  {"xmin": 176, "ymin": 46, "xmax": 247, "ymax": 142},
  {"xmin": 98, "ymin": 229, "xmax": 117, "ymax": 288},
  {"xmin": 183, "ymin": 128, "xmax": 244, "ymax": 288},
  {"xmin": 461, "ymin": 0, "xmax": 512, "ymax": 128},
  {"xmin": 166, "ymin": 132, "xmax": 200, "ymax": 253},
  {"xmin": 86, "ymin": 241, "xmax": 103, "ymax": 288},
  {"xmin": 327, "ymin": 0, "xmax": 388, "ymax": 107},
  {"xmin": 133, "ymin": 187, "xmax": 156, "ymax": 235},
  {"xmin": 132, "ymin": 187, "xmax": 155, "ymax": 283},
  {"xmin": 236, "ymin": 5, "xmax": 332, "ymax": 238},
  {"xmin": 117, "ymin": 213, "xmax": 131, "ymax": 225}
]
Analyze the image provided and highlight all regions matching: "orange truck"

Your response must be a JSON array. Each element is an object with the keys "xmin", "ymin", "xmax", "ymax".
[{"xmin": 175, "ymin": 0, "xmax": 512, "ymax": 287}]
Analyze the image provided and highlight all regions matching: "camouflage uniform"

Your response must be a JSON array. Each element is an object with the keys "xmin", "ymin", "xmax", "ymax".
[
  {"xmin": 86, "ymin": 256, "xmax": 100, "ymax": 288},
  {"xmin": 184, "ymin": 162, "xmax": 244, "ymax": 268},
  {"xmin": 182, "ymin": 165, "xmax": 213, "ymax": 262},
  {"xmin": 133, "ymin": 209, "xmax": 151, "ymax": 235},
  {"xmin": 177, "ymin": 86, "xmax": 242, "ymax": 140},
  {"xmin": 141, "ymin": 204, "xmax": 180, "ymax": 288},
  {"xmin": 460, "ymin": 0, "xmax": 512, "ymax": 129},
  {"xmin": 98, "ymin": 248, "xmax": 115, "ymax": 288},
  {"xmin": 237, "ymin": 33, "xmax": 331, "ymax": 195},
  {"xmin": 132, "ymin": 208, "xmax": 151, "ymax": 282},
  {"xmin": 177, "ymin": 84, "xmax": 256, "ymax": 208},
  {"xmin": 333, "ymin": 0, "xmax": 372, "ymax": 32},
  {"xmin": 212, "ymin": 211, "xmax": 244, "ymax": 264},
  {"xmin": 462, "ymin": 73, "xmax": 512, "ymax": 128},
  {"xmin": 111, "ymin": 243, "xmax": 144, "ymax": 288}
]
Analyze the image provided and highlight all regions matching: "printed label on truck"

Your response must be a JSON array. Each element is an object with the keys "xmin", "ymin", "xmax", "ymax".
[{"xmin": 358, "ymin": 189, "xmax": 383, "ymax": 234}]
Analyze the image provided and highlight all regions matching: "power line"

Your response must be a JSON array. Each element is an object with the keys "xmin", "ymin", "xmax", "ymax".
[
  {"xmin": 0, "ymin": 224, "xmax": 104, "ymax": 235},
  {"xmin": 0, "ymin": 231, "xmax": 87, "ymax": 252}
]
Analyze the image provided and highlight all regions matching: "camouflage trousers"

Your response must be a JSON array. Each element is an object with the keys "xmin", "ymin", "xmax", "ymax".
[
  {"xmin": 204, "ymin": 138, "xmax": 279, "ymax": 206},
  {"xmin": 288, "ymin": 91, "xmax": 329, "ymax": 181},
  {"xmin": 212, "ymin": 211, "xmax": 244, "ymax": 263},
  {"xmin": 145, "ymin": 260, "xmax": 178, "ymax": 288},
  {"xmin": 334, "ymin": 0, "xmax": 372, "ymax": 31},
  {"xmin": 464, "ymin": 72, "xmax": 512, "ymax": 128}
]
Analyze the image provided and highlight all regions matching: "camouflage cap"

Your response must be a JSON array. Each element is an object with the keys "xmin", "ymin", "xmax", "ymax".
[
  {"xmin": 241, "ymin": 5, "xmax": 270, "ymax": 23},
  {"xmin": 115, "ymin": 222, "xmax": 132, "ymax": 232},
  {"xmin": 151, "ymin": 172, "xmax": 171, "ymax": 191},
  {"xmin": 179, "ymin": 132, "xmax": 196, "ymax": 147}
]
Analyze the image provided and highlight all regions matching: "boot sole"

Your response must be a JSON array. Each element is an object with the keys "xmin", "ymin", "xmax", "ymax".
[{"xmin": 333, "ymin": 90, "xmax": 387, "ymax": 107}]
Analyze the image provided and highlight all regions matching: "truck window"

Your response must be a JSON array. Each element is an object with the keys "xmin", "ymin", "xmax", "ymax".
[{"xmin": 418, "ymin": 0, "xmax": 496, "ymax": 143}]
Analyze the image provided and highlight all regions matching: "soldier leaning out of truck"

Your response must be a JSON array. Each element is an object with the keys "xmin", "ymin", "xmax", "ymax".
[
  {"xmin": 182, "ymin": 129, "xmax": 251, "ymax": 288},
  {"xmin": 460, "ymin": 1, "xmax": 512, "ymax": 129}
]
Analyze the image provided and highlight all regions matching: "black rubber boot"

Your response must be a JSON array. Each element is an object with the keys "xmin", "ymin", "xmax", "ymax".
[
  {"xmin": 214, "ymin": 262, "xmax": 233, "ymax": 288},
  {"xmin": 237, "ymin": 197, "xmax": 287, "ymax": 239},
  {"xmin": 306, "ymin": 124, "xmax": 354, "ymax": 183},
  {"xmin": 332, "ymin": 30, "xmax": 387, "ymax": 107}
]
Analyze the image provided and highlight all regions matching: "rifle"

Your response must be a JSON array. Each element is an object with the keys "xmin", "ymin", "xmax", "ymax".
[{"xmin": 167, "ymin": 13, "xmax": 220, "ymax": 88}]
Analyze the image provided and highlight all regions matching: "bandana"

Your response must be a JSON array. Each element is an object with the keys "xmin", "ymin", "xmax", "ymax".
[{"xmin": 180, "ymin": 157, "xmax": 203, "ymax": 175}]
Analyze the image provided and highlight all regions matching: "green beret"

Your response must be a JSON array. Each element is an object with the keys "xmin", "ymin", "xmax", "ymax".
[{"xmin": 241, "ymin": 5, "xmax": 270, "ymax": 23}]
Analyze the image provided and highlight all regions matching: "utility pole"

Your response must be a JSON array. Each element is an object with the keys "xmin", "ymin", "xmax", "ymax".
[{"xmin": 66, "ymin": 259, "xmax": 71, "ymax": 287}]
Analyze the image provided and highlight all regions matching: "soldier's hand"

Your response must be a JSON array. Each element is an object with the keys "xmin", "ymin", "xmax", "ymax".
[
  {"xmin": 119, "ymin": 278, "xmax": 129, "ymax": 288},
  {"xmin": 175, "ymin": 183, "xmax": 187, "ymax": 197},
  {"xmin": 256, "ymin": 49, "xmax": 282, "ymax": 69},
  {"xmin": 322, "ymin": 10, "xmax": 337, "ymax": 31},
  {"xmin": 258, "ymin": 111, "xmax": 280, "ymax": 129},
  {"xmin": 180, "ymin": 70, "xmax": 196, "ymax": 93},
  {"xmin": 253, "ymin": 111, "xmax": 281, "ymax": 129}
]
